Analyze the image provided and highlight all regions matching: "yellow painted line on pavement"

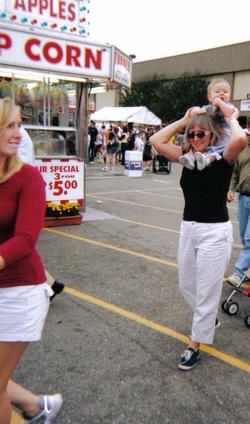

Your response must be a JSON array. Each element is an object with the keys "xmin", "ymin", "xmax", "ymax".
[
  {"xmin": 65, "ymin": 287, "xmax": 250, "ymax": 374},
  {"xmin": 88, "ymin": 189, "xmax": 237, "ymax": 212},
  {"xmin": 43, "ymin": 229, "xmax": 248, "ymax": 372},
  {"xmin": 45, "ymin": 227, "xmax": 239, "ymax": 288},
  {"xmin": 44, "ymin": 228, "xmax": 178, "ymax": 268},
  {"xmin": 139, "ymin": 191, "xmax": 238, "ymax": 212},
  {"xmin": 113, "ymin": 217, "xmax": 242, "ymax": 249},
  {"xmin": 87, "ymin": 194, "xmax": 239, "ymax": 224},
  {"xmin": 138, "ymin": 191, "xmax": 185, "ymax": 201},
  {"xmin": 87, "ymin": 187, "xmax": 182, "ymax": 195},
  {"xmin": 88, "ymin": 194, "xmax": 182, "ymax": 214},
  {"xmin": 44, "ymin": 222, "xmax": 241, "ymax": 271},
  {"xmin": 114, "ymin": 216, "xmax": 180, "ymax": 234},
  {"xmin": 88, "ymin": 189, "xmax": 147, "ymax": 195}
]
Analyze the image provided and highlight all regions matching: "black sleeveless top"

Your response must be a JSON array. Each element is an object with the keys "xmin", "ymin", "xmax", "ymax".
[{"xmin": 180, "ymin": 158, "xmax": 234, "ymax": 223}]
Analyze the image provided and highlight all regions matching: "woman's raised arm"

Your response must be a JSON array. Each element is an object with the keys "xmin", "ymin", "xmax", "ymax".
[{"xmin": 150, "ymin": 109, "xmax": 192, "ymax": 162}]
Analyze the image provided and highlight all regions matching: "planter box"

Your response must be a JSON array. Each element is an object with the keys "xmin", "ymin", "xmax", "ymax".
[{"xmin": 44, "ymin": 214, "xmax": 83, "ymax": 227}]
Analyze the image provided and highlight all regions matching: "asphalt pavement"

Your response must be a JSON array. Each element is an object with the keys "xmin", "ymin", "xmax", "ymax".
[{"xmin": 14, "ymin": 161, "xmax": 250, "ymax": 424}]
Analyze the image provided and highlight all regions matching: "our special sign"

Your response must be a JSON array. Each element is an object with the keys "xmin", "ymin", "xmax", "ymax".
[
  {"xmin": 0, "ymin": 0, "xmax": 89, "ymax": 35},
  {"xmin": 0, "ymin": 26, "xmax": 111, "ymax": 77},
  {"xmin": 36, "ymin": 158, "xmax": 84, "ymax": 204}
]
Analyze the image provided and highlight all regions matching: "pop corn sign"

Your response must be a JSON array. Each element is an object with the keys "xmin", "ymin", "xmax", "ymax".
[{"xmin": 0, "ymin": 27, "xmax": 111, "ymax": 77}]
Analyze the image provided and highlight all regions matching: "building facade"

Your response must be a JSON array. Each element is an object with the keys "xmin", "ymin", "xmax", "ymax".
[{"xmin": 132, "ymin": 41, "xmax": 250, "ymax": 125}]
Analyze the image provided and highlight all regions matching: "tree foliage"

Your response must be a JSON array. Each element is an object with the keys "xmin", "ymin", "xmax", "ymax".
[
  {"xmin": 120, "ymin": 73, "xmax": 208, "ymax": 123},
  {"xmin": 120, "ymin": 74, "xmax": 165, "ymax": 108}
]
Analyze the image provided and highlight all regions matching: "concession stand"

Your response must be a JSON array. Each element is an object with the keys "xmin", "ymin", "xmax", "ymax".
[{"xmin": 0, "ymin": 0, "xmax": 132, "ymax": 219}]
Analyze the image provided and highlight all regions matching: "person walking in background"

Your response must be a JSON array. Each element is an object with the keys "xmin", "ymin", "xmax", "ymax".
[
  {"xmin": 101, "ymin": 124, "xmax": 111, "ymax": 171},
  {"xmin": 143, "ymin": 134, "xmax": 153, "ymax": 171},
  {"xmin": 0, "ymin": 98, "xmax": 62, "ymax": 423},
  {"xmin": 126, "ymin": 127, "xmax": 136, "ymax": 151},
  {"xmin": 88, "ymin": 120, "xmax": 98, "ymax": 163},
  {"xmin": 150, "ymin": 107, "xmax": 246, "ymax": 371},
  {"xmin": 104, "ymin": 125, "xmax": 119, "ymax": 173},
  {"xmin": 120, "ymin": 126, "xmax": 129, "ymax": 166},
  {"xmin": 226, "ymin": 125, "xmax": 250, "ymax": 287},
  {"xmin": 134, "ymin": 130, "xmax": 145, "ymax": 152},
  {"xmin": 95, "ymin": 124, "xmax": 106, "ymax": 163}
]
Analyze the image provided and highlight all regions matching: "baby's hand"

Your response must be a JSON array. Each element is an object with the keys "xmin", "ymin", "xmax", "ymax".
[
  {"xmin": 212, "ymin": 97, "xmax": 222, "ymax": 108},
  {"xmin": 213, "ymin": 98, "xmax": 234, "ymax": 118},
  {"xmin": 224, "ymin": 107, "xmax": 239, "ymax": 125},
  {"xmin": 189, "ymin": 106, "xmax": 206, "ymax": 117}
]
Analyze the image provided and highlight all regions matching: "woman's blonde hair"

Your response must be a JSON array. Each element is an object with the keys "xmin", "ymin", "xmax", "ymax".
[
  {"xmin": 183, "ymin": 113, "xmax": 223, "ymax": 153},
  {"xmin": 0, "ymin": 97, "xmax": 22, "ymax": 183}
]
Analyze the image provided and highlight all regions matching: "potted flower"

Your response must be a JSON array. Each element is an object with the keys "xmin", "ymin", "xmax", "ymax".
[{"xmin": 44, "ymin": 202, "xmax": 82, "ymax": 227}]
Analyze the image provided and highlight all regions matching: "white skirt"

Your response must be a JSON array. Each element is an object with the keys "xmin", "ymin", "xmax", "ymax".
[{"xmin": 0, "ymin": 283, "xmax": 53, "ymax": 342}]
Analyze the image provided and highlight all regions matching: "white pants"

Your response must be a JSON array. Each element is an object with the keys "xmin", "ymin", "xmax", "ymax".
[{"xmin": 178, "ymin": 220, "xmax": 233, "ymax": 344}]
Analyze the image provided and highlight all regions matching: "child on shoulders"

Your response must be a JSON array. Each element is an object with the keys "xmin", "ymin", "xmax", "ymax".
[{"xmin": 179, "ymin": 79, "xmax": 235, "ymax": 170}]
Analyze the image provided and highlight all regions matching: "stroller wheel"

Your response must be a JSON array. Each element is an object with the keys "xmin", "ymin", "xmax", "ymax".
[
  {"xmin": 221, "ymin": 300, "xmax": 228, "ymax": 312},
  {"xmin": 227, "ymin": 302, "xmax": 239, "ymax": 316},
  {"xmin": 221, "ymin": 300, "xmax": 239, "ymax": 315},
  {"xmin": 244, "ymin": 315, "xmax": 250, "ymax": 328}
]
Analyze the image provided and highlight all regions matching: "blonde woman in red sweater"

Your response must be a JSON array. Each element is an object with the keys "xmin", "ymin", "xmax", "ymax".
[{"xmin": 0, "ymin": 98, "xmax": 62, "ymax": 423}]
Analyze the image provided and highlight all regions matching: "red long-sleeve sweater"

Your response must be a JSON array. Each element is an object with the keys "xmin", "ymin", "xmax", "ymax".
[{"xmin": 0, "ymin": 164, "xmax": 46, "ymax": 288}]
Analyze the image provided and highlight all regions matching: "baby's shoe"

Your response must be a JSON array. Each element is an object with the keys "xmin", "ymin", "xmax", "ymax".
[
  {"xmin": 179, "ymin": 154, "xmax": 195, "ymax": 170},
  {"xmin": 195, "ymin": 152, "xmax": 210, "ymax": 170}
]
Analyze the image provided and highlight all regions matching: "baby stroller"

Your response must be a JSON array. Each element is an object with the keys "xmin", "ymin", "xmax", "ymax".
[
  {"xmin": 221, "ymin": 267, "xmax": 250, "ymax": 328},
  {"xmin": 152, "ymin": 154, "xmax": 171, "ymax": 174}
]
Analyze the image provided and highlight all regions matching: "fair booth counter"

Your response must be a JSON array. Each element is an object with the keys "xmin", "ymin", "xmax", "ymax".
[
  {"xmin": 0, "ymin": 72, "xmax": 85, "ymax": 224},
  {"xmin": 0, "ymin": 12, "xmax": 133, "ymax": 225}
]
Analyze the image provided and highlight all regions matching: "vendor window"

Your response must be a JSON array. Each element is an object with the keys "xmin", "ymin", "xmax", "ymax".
[{"xmin": 0, "ymin": 73, "xmax": 77, "ymax": 156}]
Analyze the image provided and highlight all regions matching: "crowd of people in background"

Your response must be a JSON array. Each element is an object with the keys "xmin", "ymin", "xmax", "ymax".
[{"xmin": 88, "ymin": 120, "xmax": 181, "ymax": 173}]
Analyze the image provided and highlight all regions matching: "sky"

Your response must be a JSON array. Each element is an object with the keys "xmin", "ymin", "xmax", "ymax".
[{"xmin": 87, "ymin": 0, "xmax": 250, "ymax": 62}]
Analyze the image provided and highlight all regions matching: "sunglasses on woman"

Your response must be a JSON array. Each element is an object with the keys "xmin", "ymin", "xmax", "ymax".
[{"xmin": 187, "ymin": 130, "xmax": 211, "ymax": 139}]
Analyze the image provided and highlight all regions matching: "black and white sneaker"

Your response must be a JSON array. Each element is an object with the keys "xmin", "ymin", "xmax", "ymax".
[{"xmin": 178, "ymin": 347, "xmax": 200, "ymax": 371}]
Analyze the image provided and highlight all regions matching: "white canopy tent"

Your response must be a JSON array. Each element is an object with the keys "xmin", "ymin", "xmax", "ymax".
[{"xmin": 91, "ymin": 106, "xmax": 161, "ymax": 126}]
